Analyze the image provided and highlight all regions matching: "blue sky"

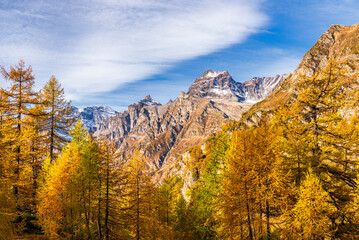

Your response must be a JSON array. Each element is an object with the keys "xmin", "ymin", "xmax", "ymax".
[{"xmin": 1, "ymin": 0, "xmax": 359, "ymax": 111}]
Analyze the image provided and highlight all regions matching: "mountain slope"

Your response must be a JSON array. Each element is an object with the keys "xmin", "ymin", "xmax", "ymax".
[{"xmin": 248, "ymin": 23, "xmax": 359, "ymax": 114}]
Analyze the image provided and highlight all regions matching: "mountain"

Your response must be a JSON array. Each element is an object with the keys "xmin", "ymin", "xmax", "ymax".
[
  {"xmin": 176, "ymin": 23, "xmax": 359, "ymax": 204},
  {"xmin": 244, "ymin": 75, "xmax": 288, "ymax": 102},
  {"xmin": 71, "ymin": 106, "xmax": 118, "ymax": 133},
  {"xmin": 248, "ymin": 23, "xmax": 359, "ymax": 114},
  {"xmin": 93, "ymin": 71, "xmax": 285, "ymax": 176},
  {"xmin": 188, "ymin": 69, "xmax": 288, "ymax": 103}
]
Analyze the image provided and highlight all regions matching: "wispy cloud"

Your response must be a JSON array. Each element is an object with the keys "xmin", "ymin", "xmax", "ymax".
[{"xmin": 0, "ymin": 0, "xmax": 267, "ymax": 102}]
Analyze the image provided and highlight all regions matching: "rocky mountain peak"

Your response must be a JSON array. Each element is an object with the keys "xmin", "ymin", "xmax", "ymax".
[
  {"xmin": 187, "ymin": 69, "xmax": 244, "ymax": 102},
  {"xmin": 187, "ymin": 69, "xmax": 288, "ymax": 103},
  {"xmin": 200, "ymin": 70, "xmax": 230, "ymax": 79},
  {"xmin": 328, "ymin": 24, "xmax": 345, "ymax": 32},
  {"xmin": 138, "ymin": 95, "xmax": 161, "ymax": 106},
  {"xmin": 244, "ymin": 74, "xmax": 289, "ymax": 103},
  {"xmin": 292, "ymin": 24, "xmax": 347, "ymax": 80}
]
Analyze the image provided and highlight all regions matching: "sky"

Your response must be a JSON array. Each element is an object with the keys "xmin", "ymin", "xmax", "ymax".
[{"xmin": 1, "ymin": 0, "xmax": 359, "ymax": 111}]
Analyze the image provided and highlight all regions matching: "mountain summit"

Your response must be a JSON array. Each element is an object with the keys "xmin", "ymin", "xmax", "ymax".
[
  {"xmin": 188, "ymin": 69, "xmax": 288, "ymax": 103},
  {"xmin": 139, "ymin": 95, "xmax": 161, "ymax": 106},
  {"xmin": 188, "ymin": 70, "xmax": 244, "ymax": 101}
]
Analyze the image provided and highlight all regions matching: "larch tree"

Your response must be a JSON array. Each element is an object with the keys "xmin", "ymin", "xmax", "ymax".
[
  {"xmin": 272, "ymin": 104, "xmax": 312, "ymax": 187},
  {"xmin": 273, "ymin": 60, "xmax": 358, "ymax": 236},
  {"xmin": 218, "ymin": 129, "xmax": 257, "ymax": 240},
  {"xmin": 289, "ymin": 169, "xmax": 336, "ymax": 239},
  {"xmin": 37, "ymin": 144, "xmax": 81, "ymax": 238},
  {"xmin": 294, "ymin": 61, "xmax": 346, "ymax": 170},
  {"xmin": 37, "ymin": 121, "xmax": 103, "ymax": 239},
  {"xmin": 251, "ymin": 113, "xmax": 291, "ymax": 239},
  {"xmin": 1, "ymin": 60, "xmax": 39, "ymax": 226},
  {"xmin": 41, "ymin": 76, "xmax": 73, "ymax": 162},
  {"xmin": 122, "ymin": 150, "xmax": 157, "ymax": 240},
  {"xmin": 37, "ymin": 121, "xmax": 85, "ymax": 238},
  {"xmin": 0, "ymin": 88, "xmax": 17, "ymax": 238},
  {"xmin": 96, "ymin": 138, "xmax": 126, "ymax": 240},
  {"xmin": 26, "ymin": 104, "xmax": 48, "ymax": 208}
]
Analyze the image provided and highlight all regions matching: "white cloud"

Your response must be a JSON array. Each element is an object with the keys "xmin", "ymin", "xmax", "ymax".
[{"xmin": 0, "ymin": 0, "xmax": 267, "ymax": 100}]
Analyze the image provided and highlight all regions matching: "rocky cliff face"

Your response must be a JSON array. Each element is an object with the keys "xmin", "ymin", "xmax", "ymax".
[{"xmin": 93, "ymin": 71, "xmax": 285, "ymax": 176}]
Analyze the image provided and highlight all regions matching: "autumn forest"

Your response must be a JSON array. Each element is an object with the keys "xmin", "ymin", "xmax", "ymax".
[{"xmin": 1, "ymin": 51, "xmax": 359, "ymax": 240}]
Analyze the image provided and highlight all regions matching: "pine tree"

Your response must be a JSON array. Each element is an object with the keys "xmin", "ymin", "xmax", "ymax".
[
  {"xmin": 41, "ymin": 76, "xmax": 73, "ymax": 162},
  {"xmin": 155, "ymin": 176, "xmax": 182, "ymax": 239},
  {"xmin": 173, "ymin": 193, "xmax": 195, "ymax": 239},
  {"xmin": 186, "ymin": 131, "xmax": 229, "ymax": 239}
]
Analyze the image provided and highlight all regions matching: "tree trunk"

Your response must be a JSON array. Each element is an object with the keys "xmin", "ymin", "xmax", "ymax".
[
  {"xmin": 246, "ymin": 201, "xmax": 253, "ymax": 240},
  {"xmin": 104, "ymin": 155, "xmax": 110, "ymax": 240},
  {"xmin": 266, "ymin": 200, "xmax": 270, "ymax": 239},
  {"xmin": 97, "ymin": 175, "xmax": 102, "ymax": 239},
  {"xmin": 136, "ymin": 170, "xmax": 140, "ymax": 240}
]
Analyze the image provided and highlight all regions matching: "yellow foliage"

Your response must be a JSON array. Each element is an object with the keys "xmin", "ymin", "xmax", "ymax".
[{"xmin": 288, "ymin": 170, "xmax": 337, "ymax": 239}]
